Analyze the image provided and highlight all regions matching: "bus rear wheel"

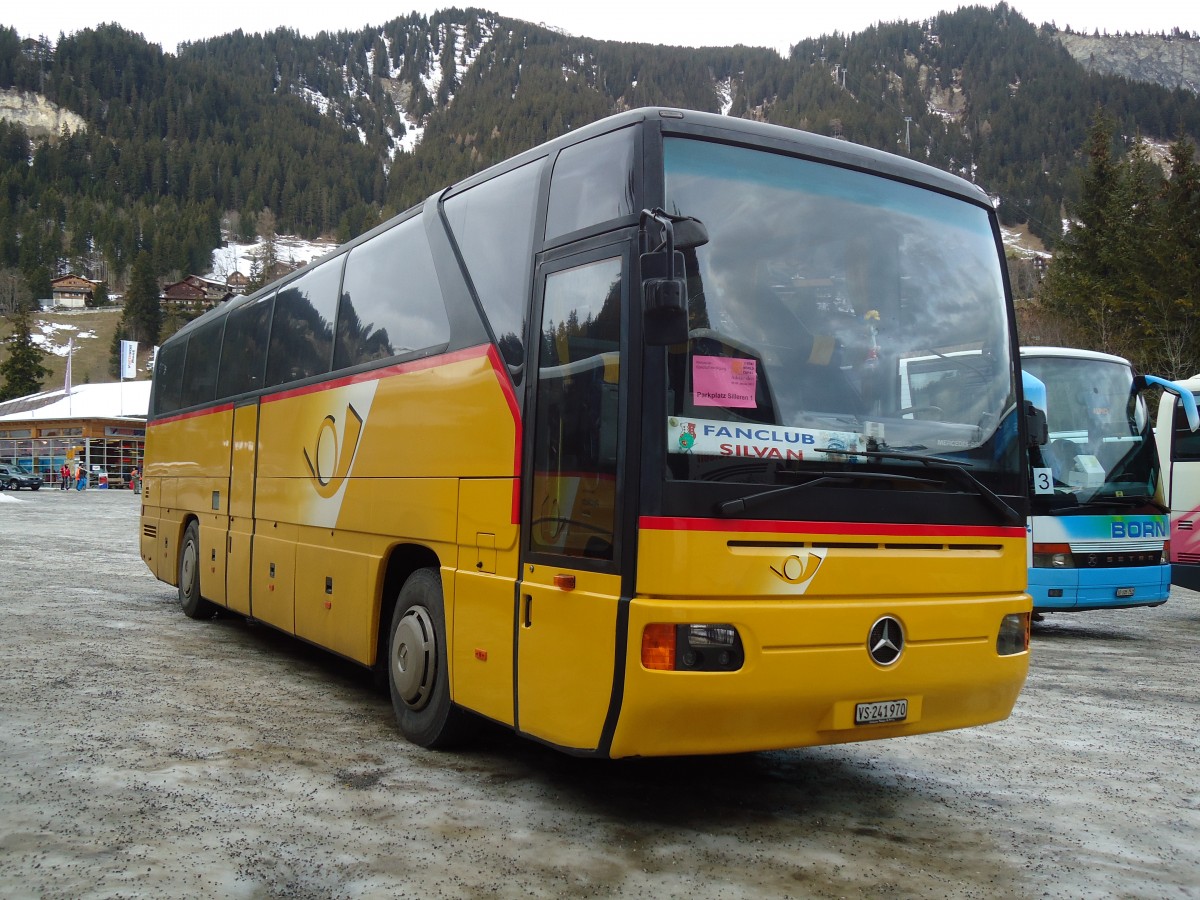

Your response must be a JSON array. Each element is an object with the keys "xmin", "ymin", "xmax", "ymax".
[
  {"xmin": 178, "ymin": 521, "xmax": 216, "ymax": 620},
  {"xmin": 388, "ymin": 568, "xmax": 472, "ymax": 748}
]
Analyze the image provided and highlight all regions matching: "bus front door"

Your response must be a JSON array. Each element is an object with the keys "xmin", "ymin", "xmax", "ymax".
[{"xmin": 516, "ymin": 249, "xmax": 628, "ymax": 752}]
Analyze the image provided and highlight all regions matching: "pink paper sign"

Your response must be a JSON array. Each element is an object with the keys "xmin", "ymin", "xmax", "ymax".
[{"xmin": 692, "ymin": 356, "xmax": 758, "ymax": 408}]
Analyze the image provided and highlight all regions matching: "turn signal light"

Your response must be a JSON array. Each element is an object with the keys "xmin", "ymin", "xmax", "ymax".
[{"xmin": 641, "ymin": 624, "xmax": 676, "ymax": 670}]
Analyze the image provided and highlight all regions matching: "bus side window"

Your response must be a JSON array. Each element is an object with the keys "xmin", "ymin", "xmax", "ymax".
[
  {"xmin": 334, "ymin": 215, "xmax": 449, "ymax": 370},
  {"xmin": 217, "ymin": 292, "xmax": 274, "ymax": 398},
  {"xmin": 544, "ymin": 126, "xmax": 637, "ymax": 243},
  {"xmin": 152, "ymin": 339, "xmax": 187, "ymax": 415},
  {"xmin": 265, "ymin": 261, "xmax": 341, "ymax": 388},
  {"xmin": 1175, "ymin": 402, "xmax": 1200, "ymax": 460},
  {"xmin": 443, "ymin": 159, "xmax": 543, "ymax": 370},
  {"xmin": 179, "ymin": 319, "xmax": 223, "ymax": 409}
]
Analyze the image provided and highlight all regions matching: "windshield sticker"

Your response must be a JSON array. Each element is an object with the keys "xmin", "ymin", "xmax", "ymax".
[
  {"xmin": 692, "ymin": 356, "xmax": 757, "ymax": 408},
  {"xmin": 669, "ymin": 416, "xmax": 865, "ymax": 460}
]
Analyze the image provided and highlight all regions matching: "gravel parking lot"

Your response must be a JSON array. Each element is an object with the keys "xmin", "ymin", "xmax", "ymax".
[{"xmin": 2, "ymin": 488, "xmax": 1198, "ymax": 898}]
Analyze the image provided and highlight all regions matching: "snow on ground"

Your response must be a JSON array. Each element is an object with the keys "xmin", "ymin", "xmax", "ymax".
[
  {"xmin": 30, "ymin": 320, "xmax": 99, "ymax": 356},
  {"xmin": 1000, "ymin": 225, "xmax": 1051, "ymax": 260},
  {"xmin": 208, "ymin": 234, "xmax": 339, "ymax": 283},
  {"xmin": 0, "ymin": 380, "xmax": 150, "ymax": 421}
]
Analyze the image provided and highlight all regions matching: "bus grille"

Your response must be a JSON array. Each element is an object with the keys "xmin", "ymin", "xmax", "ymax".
[
  {"xmin": 1072, "ymin": 549, "xmax": 1162, "ymax": 568},
  {"xmin": 142, "ymin": 524, "xmax": 157, "ymax": 539}
]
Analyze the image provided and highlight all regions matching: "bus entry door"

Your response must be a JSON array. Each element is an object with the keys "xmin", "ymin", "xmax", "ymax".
[{"xmin": 517, "ymin": 249, "xmax": 628, "ymax": 751}]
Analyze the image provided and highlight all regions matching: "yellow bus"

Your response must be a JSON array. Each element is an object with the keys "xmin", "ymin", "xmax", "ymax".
[{"xmin": 141, "ymin": 107, "xmax": 1033, "ymax": 758}]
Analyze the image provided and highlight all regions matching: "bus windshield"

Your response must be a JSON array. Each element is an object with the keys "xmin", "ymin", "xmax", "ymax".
[
  {"xmin": 1020, "ymin": 354, "xmax": 1156, "ymax": 505},
  {"xmin": 661, "ymin": 138, "xmax": 1018, "ymax": 489}
]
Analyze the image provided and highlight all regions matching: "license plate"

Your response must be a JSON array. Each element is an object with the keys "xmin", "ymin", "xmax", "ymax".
[
  {"xmin": 1116, "ymin": 587, "xmax": 1135, "ymax": 598},
  {"xmin": 855, "ymin": 699, "xmax": 908, "ymax": 725}
]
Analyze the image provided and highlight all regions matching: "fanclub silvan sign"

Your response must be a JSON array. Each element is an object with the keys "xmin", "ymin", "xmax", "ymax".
[{"xmin": 668, "ymin": 416, "xmax": 864, "ymax": 461}]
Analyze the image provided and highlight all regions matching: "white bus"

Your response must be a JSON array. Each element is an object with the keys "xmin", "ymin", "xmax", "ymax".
[{"xmin": 1155, "ymin": 373, "xmax": 1200, "ymax": 591}]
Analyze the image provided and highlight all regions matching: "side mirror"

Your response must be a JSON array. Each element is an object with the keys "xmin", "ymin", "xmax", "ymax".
[
  {"xmin": 1025, "ymin": 400, "xmax": 1048, "ymax": 447},
  {"xmin": 673, "ymin": 217, "xmax": 709, "ymax": 251},
  {"xmin": 640, "ymin": 209, "xmax": 702, "ymax": 346},
  {"xmin": 1135, "ymin": 374, "xmax": 1200, "ymax": 432}
]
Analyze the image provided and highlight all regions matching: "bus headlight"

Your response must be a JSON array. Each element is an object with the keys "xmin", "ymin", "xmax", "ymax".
[
  {"xmin": 996, "ymin": 613, "xmax": 1030, "ymax": 656},
  {"xmin": 642, "ymin": 623, "xmax": 744, "ymax": 671},
  {"xmin": 1032, "ymin": 543, "xmax": 1073, "ymax": 568}
]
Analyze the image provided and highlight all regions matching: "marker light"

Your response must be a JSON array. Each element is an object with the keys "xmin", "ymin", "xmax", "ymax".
[
  {"xmin": 996, "ymin": 613, "xmax": 1030, "ymax": 656},
  {"xmin": 641, "ymin": 624, "xmax": 744, "ymax": 671}
]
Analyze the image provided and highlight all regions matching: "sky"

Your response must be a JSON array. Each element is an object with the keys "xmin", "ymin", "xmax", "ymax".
[{"xmin": 2, "ymin": 1, "xmax": 1194, "ymax": 57}]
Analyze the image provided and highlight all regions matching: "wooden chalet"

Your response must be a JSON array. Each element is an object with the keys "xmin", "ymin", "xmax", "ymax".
[
  {"xmin": 50, "ymin": 274, "xmax": 96, "ymax": 308},
  {"xmin": 161, "ymin": 275, "xmax": 233, "ymax": 310},
  {"xmin": 226, "ymin": 271, "xmax": 250, "ymax": 294}
]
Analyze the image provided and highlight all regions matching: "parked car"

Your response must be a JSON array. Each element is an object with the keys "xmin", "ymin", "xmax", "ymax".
[{"xmin": 0, "ymin": 463, "xmax": 42, "ymax": 490}]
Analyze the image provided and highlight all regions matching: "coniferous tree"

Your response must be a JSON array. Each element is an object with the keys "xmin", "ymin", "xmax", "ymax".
[
  {"xmin": 1041, "ymin": 112, "xmax": 1141, "ymax": 357},
  {"xmin": 118, "ymin": 250, "xmax": 161, "ymax": 347},
  {"xmin": 0, "ymin": 306, "xmax": 52, "ymax": 400}
]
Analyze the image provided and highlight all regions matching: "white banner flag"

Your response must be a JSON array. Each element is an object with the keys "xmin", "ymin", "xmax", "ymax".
[
  {"xmin": 64, "ymin": 337, "xmax": 74, "ymax": 395},
  {"xmin": 120, "ymin": 340, "xmax": 138, "ymax": 379}
]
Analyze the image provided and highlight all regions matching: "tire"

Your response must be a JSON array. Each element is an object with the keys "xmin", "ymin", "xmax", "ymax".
[
  {"xmin": 178, "ymin": 521, "xmax": 216, "ymax": 620},
  {"xmin": 387, "ymin": 568, "xmax": 473, "ymax": 748},
  {"xmin": 30, "ymin": 484, "xmax": 40, "ymax": 491}
]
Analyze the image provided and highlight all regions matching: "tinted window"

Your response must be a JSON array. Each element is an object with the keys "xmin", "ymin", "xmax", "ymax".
[
  {"xmin": 334, "ymin": 216, "xmax": 450, "ymax": 370},
  {"xmin": 1175, "ymin": 398, "xmax": 1200, "ymax": 461},
  {"xmin": 530, "ymin": 256, "xmax": 623, "ymax": 561},
  {"xmin": 265, "ymin": 261, "xmax": 341, "ymax": 388},
  {"xmin": 153, "ymin": 340, "xmax": 186, "ymax": 415},
  {"xmin": 216, "ymin": 292, "xmax": 274, "ymax": 398},
  {"xmin": 444, "ymin": 159, "xmax": 542, "ymax": 367},
  {"xmin": 544, "ymin": 127, "xmax": 636, "ymax": 241},
  {"xmin": 179, "ymin": 319, "xmax": 224, "ymax": 409}
]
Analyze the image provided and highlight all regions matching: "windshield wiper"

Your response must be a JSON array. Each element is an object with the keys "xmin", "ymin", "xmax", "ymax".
[
  {"xmin": 814, "ymin": 447, "xmax": 1023, "ymax": 526},
  {"xmin": 1073, "ymin": 493, "xmax": 1152, "ymax": 508},
  {"xmin": 715, "ymin": 471, "xmax": 942, "ymax": 517}
]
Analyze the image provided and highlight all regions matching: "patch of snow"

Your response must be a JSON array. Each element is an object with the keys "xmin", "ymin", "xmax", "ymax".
[
  {"xmin": 298, "ymin": 84, "xmax": 333, "ymax": 116},
  {"xmin": 31, "ymin": 321, "xmax": 100, "ymax": 357},
  {"xmin": 208, "ymin": 235, "xmax": 340, "ymax": 284},
  {"xmin": 716, "ymin": 77, "xmax": 733, "ymax": 116},
  {"xmin": 1000, "ymin": 226, "xmax": 1051, "ymax": 260}
]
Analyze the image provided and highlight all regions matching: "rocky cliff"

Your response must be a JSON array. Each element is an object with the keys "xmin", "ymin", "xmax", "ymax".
[{"xmin": 0, "ymin": 88, "xmax": 87, "ymax": 140}]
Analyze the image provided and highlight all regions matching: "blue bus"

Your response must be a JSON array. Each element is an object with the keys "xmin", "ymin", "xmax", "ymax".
[{"xmin": 1020, "ymin": 347, "xmax": 1196, "ymax": 613}]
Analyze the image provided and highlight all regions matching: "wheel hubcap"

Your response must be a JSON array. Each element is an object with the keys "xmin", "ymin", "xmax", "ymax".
[
  {"xmin": 392, "ymin": 607, "xmax": 436, "ymax": 710},
  {"xmin": 180, "ymin": 542, "xmax": 196, "ymax": 600}
]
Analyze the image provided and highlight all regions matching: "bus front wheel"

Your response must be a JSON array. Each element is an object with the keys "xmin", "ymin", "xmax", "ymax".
[
  {"xmin": 388, "ymin": 568, "xmax": 472, "ymax": 748},
  {"xmin": 178, "ymin": 521, "xmax": 216, "ymax": 620}
]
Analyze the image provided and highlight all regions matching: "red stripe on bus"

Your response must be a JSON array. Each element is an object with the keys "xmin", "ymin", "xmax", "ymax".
[
  {"xmin": 148, "ymin": 402, "xmax": 235, "ymax": 427},
  {"xmin": 638, "ymin": 516, "xmax": 1024, "ymax": 539},
  {"xmin": 485, "ymin": 344, "xmax": 524, "ymax": 523}
]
